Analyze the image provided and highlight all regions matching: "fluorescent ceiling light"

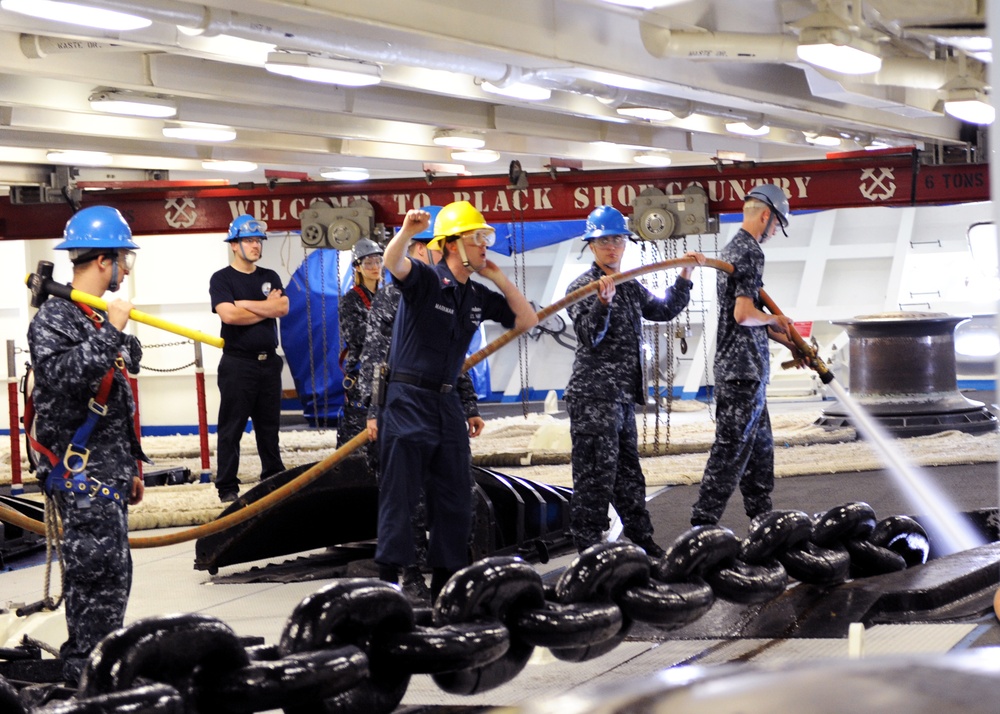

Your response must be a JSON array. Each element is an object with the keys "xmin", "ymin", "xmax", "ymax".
[
  {"xmin": 0, "ymin": 0, "xmax": 152, "ymax": 30},
  {"xmin": 320, "ymin": 167, "xmax": 369, "ymax": 181},
  {"xmin": 201, "ymin": 160, "xmax": 257, "ymax": 173},
  {"xmin": 797, "ymin": 28, "xmax": 882, "ymax": 75},
  {"xmin": 633, "ymin": 151, "xmax": 672, "ymax": 167},
  {"xmin": 265, "ymin": 52, "xmax": 381, "ymax": 86},
  {"xmin": 450, "ymin": 149, "xmax": 500, "ymax": 164},
  {"xmin": 90, "ymin": 90, "xmax": 177, "ymax": 118},
  {"xmin": 432, "ymin": 130, "xmax": 486, "ymax": 150},
  {"xmin": 599, "ymin": 0, "xmax": 689, "ymax": 7},
  {"xmin": 943, "ymin": 88, "xmax": 995, "ymax": 125},
  {"xmin": 162, "ymin": 122, "xmax": 236, "ymax": 142},
  {"xmin": 617, "ymin": 106, "xmax": 675, "ymax": 122},
  {"xmin": 726, "ymin": 121, "xmax": 769, "ymax": 137},
  {"xmin": 805, "ymin": 133, "xmax": 842, "ymax": 147},
  {"xmin": 47, "ymin": 150, "xmax": 113, "ymax": 166},
  {"xmin": 865, "ymin": 138, "xmax": 892, "ymax": 150},
  {"xmin": 481, "ymin": 81, "xmax": 551, "ymax": 101}
]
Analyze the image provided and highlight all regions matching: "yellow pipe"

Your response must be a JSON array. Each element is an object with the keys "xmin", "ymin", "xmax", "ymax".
[{"xmin": 25, "ymin": 274, "xmax": 224, "ymax": 349}]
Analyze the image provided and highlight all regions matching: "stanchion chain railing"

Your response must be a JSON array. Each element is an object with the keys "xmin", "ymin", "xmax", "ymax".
[
  {"xmin": 137, "ymin": 339, "xmax": 197, "ymax": 373},
  {"xmin": 10, "ymin": 501, "xmax": 930, "ymax": 714}
]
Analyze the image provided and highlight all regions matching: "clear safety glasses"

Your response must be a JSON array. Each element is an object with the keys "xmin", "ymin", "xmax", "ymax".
[
  {"xmin": 463, "ymin": 228, "xmax": 495, "ymax": 247},
  {"xmin": 360, "ymin": 256, "xmax": 383, "ymax": 269},
  {"xmin": 593, "ymin": 235, "xmax": 627, "ymax": 248},
  {"xmin": 118, "ymin": 250, "xmax": 137, "ymax": 271},
  {"xmin": 240, "ymin": 237, "xmax": 263, "ymax": 246}
]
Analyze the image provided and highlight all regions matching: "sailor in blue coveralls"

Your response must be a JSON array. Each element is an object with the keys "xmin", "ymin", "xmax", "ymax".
[{"xmin": 373, "ymin": 202, "xmax": 537, "ymax": 600}]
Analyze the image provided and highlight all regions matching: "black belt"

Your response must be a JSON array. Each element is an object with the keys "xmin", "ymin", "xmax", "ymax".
[
  {"xmin": 389, "ymin": 372, "xmax": 453, "ymax": 394},
  {"xmin": 225, "ymin": 349, "xmax": 276, "ymax": 361}
]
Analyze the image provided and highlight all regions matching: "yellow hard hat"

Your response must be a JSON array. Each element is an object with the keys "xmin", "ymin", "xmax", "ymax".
[{"xmin": 427, "ymin": 200, "xmax": 493, "ymax": 251}]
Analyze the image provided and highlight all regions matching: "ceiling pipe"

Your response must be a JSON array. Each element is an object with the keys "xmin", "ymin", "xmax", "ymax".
[
  {"xmin": 640, "ymin": 24, "xmax": 800, "ymax": 62},
  {"xmin": 52, "ymin": 0, "xmax": 515, "ymax": 84},
  {"xmin": 639, "ymin": 23, "xmax": 966, "ymax": 91},
  {"xmin": 848, "ymin": 56, "xmax": 964, "ymax": 90}
]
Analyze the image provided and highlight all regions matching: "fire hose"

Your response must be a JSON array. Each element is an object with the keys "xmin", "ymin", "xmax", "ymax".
[
  {"xmin": 0, "ymin": 504, "xmax": 931, "ymax": 713},
  {"xmin": 0, "ymin": 256, "xmax": 833, "ymax": 547}
]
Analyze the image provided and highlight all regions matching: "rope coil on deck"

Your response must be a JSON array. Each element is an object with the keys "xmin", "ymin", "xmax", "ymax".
[{"xmin": 3, "ymin": 501, "xmax": 929, "ymax": 713}]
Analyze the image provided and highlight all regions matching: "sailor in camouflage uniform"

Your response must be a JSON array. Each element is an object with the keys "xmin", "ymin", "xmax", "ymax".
[
  {"xmin": 27, "ymin": 206, "xmax": 148, "ymax": 684},
  {"xmin": 565, "ymin": 206, "xmax": 705, "ymax": 557},
  {"xmin": 691, "ymin": 185, "xmax": 801, "ymax": 526},
  {"xmin": 337, "ymin": 238, "xmax": 384, "ymax": 447},
  {"xmin": 359, "ymin": 208, "xmax": 483, "ymax": 600}
]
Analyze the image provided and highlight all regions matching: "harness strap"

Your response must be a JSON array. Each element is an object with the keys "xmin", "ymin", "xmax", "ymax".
[
  {"xmin": 352, "ymin": 284, "xmax": 372, "ymax": 309},
  {"xmin": 339, "ymin": 285, "xmax": 373, "ymax": 370},
  {"xmin": 31, "ymin": 301, "xmax": 127, "ymax": 508}
]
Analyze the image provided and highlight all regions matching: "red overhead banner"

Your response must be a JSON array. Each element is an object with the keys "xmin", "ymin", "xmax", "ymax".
[{"xmin": 0, "ymin": 151, "xmax": 989, "ymax": 240}]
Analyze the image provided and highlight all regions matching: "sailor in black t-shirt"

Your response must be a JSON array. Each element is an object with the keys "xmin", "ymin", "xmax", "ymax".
[{"xmin": 209, "ymin": 214, "xmax": 288, "ymax": 502}]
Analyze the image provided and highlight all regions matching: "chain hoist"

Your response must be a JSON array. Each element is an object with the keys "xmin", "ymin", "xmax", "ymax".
[{"xmin": 639, "ymin": 242, "xmax": 651, "ymax": 453}]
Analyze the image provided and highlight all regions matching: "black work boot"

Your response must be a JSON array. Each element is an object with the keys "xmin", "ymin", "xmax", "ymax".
[
  {"xmin": 401, "ymin": 565, "xmax": 432, "ymax": 605},
  {"xmin": 633, "ymin": 538, "xmax": 666, "ymax": 559}
]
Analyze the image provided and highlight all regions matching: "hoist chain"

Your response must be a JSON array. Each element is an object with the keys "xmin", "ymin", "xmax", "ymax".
[
  {"xmin": 324, "ymin": 250, "xmax": 334, "ymax": 425},
  {"xmin": 18, "ymin": 502, "xmax": 928, "ymax": 714},
  {"xmin": 303, "ymin": 248, "xmax": 318, "ymax": 427},
  {"xmin": 639, "ymin": 242, "xmax": 650, "ymax": 453},
  {"xmin": 649, "ymin": 241, "xmax": 662, "ymax": 456},
  {"xmin": 705, "ymin": 232, "xmax": 719, "ymax": 422},
  {"xmin": 514, "ymin": 205, "xmax": 530, "ymax": 418}
]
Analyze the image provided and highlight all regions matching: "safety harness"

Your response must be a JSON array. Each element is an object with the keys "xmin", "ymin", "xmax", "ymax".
[
  {"xmin": 26, "ymin": 301, "xmax": 127, "ymax": 509},
  {"xmin": 338, "ymin": 284, "xmax": 373, "ymax": 372}
]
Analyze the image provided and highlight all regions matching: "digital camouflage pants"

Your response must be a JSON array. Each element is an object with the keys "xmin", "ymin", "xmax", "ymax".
[
  {"xmin": 567, "ymin": 398, "xmax": 655, "ymax": 552},
  {"xmin": 691, "ymin": 378, "xmax": 774, "ymax": 526}
]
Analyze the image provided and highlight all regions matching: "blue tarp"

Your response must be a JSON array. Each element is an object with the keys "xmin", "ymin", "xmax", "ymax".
[
  {"xmin": 281, "ymin": 250, "xmax": 345, "ymax": 427},
  {"xmin": 490, "ymin": 220, "xmax": 587, "ymax": 255}
]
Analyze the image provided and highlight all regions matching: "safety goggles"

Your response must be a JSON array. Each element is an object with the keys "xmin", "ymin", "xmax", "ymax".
[
  {"xmin": 117, "ymin": 250, "xmax": 137, "ymax": 271},
  {"xmin": 237, "ymin": 219, "xmax": 268, "ymax": 238},
  {"xmin": 360, "ymin": 256, "xmax": 383, "ymax": 268},
  {"xmin": 462, "ymin": 228, "xmax": 495, "ymax": 247},
  {"xmin": 592, "ymin": 235, "xmax": 627, "ymax": 248}
]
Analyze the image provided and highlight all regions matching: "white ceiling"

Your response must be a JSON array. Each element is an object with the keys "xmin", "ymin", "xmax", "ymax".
[{"xmin": 0, "ymin": 0, "xmax": 990, "ymax": 192}]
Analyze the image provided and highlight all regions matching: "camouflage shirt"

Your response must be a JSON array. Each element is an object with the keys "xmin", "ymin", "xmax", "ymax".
[
  {"xmin": 339, "ymin": 283, "xmax": 376, "ymax": 375},
  {"xmin": 714, "ymin": 228, "xmax": 770, "ymax": 383},
  {"xmin": 565, "ymin": 262, "xmax": 692, "ymax": 404},
  {"xmin": 28, "ymin": 297, "xmax": 149, "ymax": 492},
  {"xmin": 359, "ymin": 281, "xmax": 480, "ymax": 420}
]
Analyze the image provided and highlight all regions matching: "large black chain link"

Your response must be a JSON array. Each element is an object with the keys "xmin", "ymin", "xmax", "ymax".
[{"xmin": 11, "ymin": 501, "xmax": 929, "ymax": 714}]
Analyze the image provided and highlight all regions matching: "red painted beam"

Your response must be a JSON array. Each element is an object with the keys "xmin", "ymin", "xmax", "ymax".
[{"xmin": 0, "ymin": 153, "xmax": 988, "ymax": 240}]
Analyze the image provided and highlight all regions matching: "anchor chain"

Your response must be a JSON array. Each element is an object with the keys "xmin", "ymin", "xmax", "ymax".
[{"xmin": 8, "ymin": 502, "xmax": 930, "ymax": 714}]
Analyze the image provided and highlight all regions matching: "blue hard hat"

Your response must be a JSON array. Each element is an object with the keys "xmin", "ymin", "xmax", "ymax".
[
  {"xmin": 581, "ymin": 205, "xmax": 634, "ymax": 241},
  {"xmin": 55, "ymin": 206, "xmax": 139, "ymax": 251},
  {"xmin": 412, "ymin": 205, "xmax": 442, "ymax": 243},
  {"xmin": 746, "ymin": 184, "xmax": 790, "ymax": 228},
  {"xmin": 226, "ymin": 214, "xmax": 268, "ymax": 242}
]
